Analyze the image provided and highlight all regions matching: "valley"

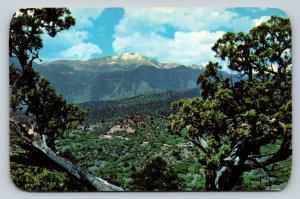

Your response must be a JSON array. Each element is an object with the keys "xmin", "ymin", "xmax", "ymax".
[
  {"xmin": 10, "ymin": 87, "xmax": 291, "ymax": 191},
  {"xmin": 9, "ymin": 52, "xmax": 290, "ymax": 191}
]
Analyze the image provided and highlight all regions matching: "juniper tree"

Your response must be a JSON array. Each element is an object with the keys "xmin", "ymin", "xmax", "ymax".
[
  {"xmin": 9, "ymin": 8, "xmax": 87, "ymax": 150},
  {"xmin": 168, "ymin": 16, "xmax": 292, "ymax": 190}
]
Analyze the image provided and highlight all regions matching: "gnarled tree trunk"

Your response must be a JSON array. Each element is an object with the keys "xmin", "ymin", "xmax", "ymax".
[{"xmin": 209, "ymin": 136, "xmax": 292, "ymax": 191}]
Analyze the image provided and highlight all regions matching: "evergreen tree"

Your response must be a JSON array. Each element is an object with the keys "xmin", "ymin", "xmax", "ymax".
[
  {"xmin": 131, "ymin": 157, "xmax": 181, "ymax": 191},
  {"xmin": 168, "ymin": 16, "xmax": 292, "ymax": 190},
  {"xmin": 9, "ymin": 8, "xmax": 87, "ymax": 150}
]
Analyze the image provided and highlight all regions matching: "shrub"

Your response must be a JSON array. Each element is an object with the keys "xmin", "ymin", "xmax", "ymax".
[
  {"xmin": 131, "ymin": 157, "xmax": 181, "ymax": 191},
  {"xmin": 10, "ymin": 162, "xmax": 70, "ymax": 191}
]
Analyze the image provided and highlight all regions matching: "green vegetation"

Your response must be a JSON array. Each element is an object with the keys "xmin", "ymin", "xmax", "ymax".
[
  {"xmin": 81, "ymin": 88, "xmax": 199, "ymax": 123},
  {"xmin": 132, "ymin": 156, "xmax": 181, "ymax": 191},
  {"xmin": 9, "ymin": 9, "xmax": 291, "ymax": 192},
  {"xmin": 168, "ymin": 16, "xmax": 291, "ymax": 190},
  {"xmin": 54, "ymin": 117, "xmax": 201, "ymax": 190},
  {"xmin": 10, "ymin": 162, "xmax": 70, "ymax": 192},
  {"xmin": 9, "ymin": 8, "xmax": 87, "ymax": 150},
  {"xmin": 10, "ymin": 106, "xmax": 291, "ymax": 191},
  {"xmin": 53, "ymin": 112, "xmax": 290, "ymax": 191},
  {"xmin": 9, "ymin": 128, "xmax": 85, "ymax": 192}
]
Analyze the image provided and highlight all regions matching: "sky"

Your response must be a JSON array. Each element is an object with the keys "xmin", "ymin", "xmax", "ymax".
[{"xmin": 39, "ymin": 7, "xmax": 287, "ymax": 66}]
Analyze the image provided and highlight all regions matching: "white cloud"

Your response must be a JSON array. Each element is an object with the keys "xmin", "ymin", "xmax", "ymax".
[
  {"xmin": 112, "ymin": 8, "xmax": 260, "ymax": 65},
  {"xmin": 42, "ymin": 29, "xmax": 89, "ymax": 46},
  {"xmin": 59, "ymin": 42, "xmax": 103, "ymax": 60},
  {"xmin": 113, "ymin": 31, "xmax": 224, "ymax": 65},
  {"xmin": 42, "ymin": 8, "xmax": 104, "ymax": 49},
  {"xmin": 113, "ymin": 8, "xmax": 251, "ymax": 65},
  {"xmin": 71, "ymin": 8, "xmax": 104, "ymax": 28},
  {"xmin": 112, "ymin": 8, "xmax": 275, "ymax": 65},
  {"xmin": 41, "ymin": 10, "xmax": 104, "ymax": 62},
  {"xmin": 253, "ymin": 16, "xmax": 271, "ymax": 27},
  {"xmin": 115, "ymin": 8, "xmax": 253, "ymax": 36},
  {"xmin": 41, "ymin": 28, "xmax": 103, "ymax": 61}
]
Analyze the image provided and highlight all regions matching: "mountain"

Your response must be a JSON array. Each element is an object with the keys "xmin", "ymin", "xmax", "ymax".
[
  {"xmin": 10, "ymin": 53, "xmax": 240, "ymax": 103},
  {"xmin": 32, "ymin": 63, "xmax": 201, "ymax": 102},
  {"xmin": 10, "ymin": 53, "xmax": 207, "ymax": 102},
  {"xmin": 88, "ymin": 65, "xmax": 200, "ymax": 101},
  {"xmin": 41, "ymin": 52, "xmax": 204, "ymax": 73}
]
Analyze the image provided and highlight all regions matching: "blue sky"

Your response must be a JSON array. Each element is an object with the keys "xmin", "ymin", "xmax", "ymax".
[{"xmin": 39, "ymin": 7, "xmax": 287, "ymax": 66}]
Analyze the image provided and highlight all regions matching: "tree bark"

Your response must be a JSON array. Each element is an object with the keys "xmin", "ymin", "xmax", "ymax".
[
  {"xmin": 212, "ymin": 136, "xmax": 291, "ymax": 190},
  {"xmin": 214, "ymin": 165, "xmax": 243, "ymax": 190},
  {"xmin": 213, "ymin": 140, "xmax": 249, "ymax": 190},
  {"xmin": 204, "ymin": 170, "xmax": 217, "ymax": 191}
]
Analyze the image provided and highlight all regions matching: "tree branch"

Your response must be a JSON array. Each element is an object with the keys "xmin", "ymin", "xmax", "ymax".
[
  {"xmin": 185, "ymin": 136, "xmax": 208, "ymax": 154},
  {"xmin": 243, "ymin": 136, "xmax": 292, "ymax": 171}
]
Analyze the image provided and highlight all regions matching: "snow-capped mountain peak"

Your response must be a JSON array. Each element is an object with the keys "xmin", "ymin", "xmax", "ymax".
[{"xmin": 43, "ymin": 52, "xmax": 203, "ymax": 72}]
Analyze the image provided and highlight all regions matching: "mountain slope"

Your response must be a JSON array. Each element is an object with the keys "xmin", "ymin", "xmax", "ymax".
[
  {"xmin": 23, "ymin": 53, "xmax": 203, "ymax": 102},
  {"xmin": 89, "ymin": 65, "xmax": 200, "ymax": 101},
  {"xmin": 10, "ymin": 53, "xmax": 239, "ymax": 103},
  {"xmin": 11, "ymin": 53, "xmax": 243, "ymax": 103}
]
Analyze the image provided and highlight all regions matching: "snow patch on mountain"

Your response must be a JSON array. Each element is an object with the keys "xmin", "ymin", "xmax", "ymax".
[{"xmin": 43, "ymin": 52, "xmax": 204, "ymax": 72}]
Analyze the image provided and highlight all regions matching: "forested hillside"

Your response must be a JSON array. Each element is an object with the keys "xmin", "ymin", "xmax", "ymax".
[{"xmin": 81, "ymin": 88, "xmax": 200, "ymax": 123}]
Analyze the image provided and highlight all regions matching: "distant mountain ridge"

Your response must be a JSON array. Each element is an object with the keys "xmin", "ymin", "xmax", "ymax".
[
  {"xmin": 42, "ymin": 52, "xmax": 204, "ymax": 72},
  {"xmin": 10, "ymin": 53, "xmax": 216, "ymax": 103}
]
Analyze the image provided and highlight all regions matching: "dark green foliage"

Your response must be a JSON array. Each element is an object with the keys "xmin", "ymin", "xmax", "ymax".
[
  {"xmin": 9, "ymin": 8, "xmax": 87, "ymax": 149},
  {"xmin": 10, "ymin": 8, "xmax": 75, "ymax": 67},
  {"xmin": 81, "ymin": 89, "xmax": 200, "ymax": 123},
  {"xmin": 10, "ymin": 162, "xmax": 69, "ymax": 192},
  {"xmin": 10, "ymin": 114, "xmax": 291, "ymax": 191},
  {"xmin": 131, "ymin": 157, "xmax": 181, "ymax": 191},
  {"xmin": 168, "ymin": 16, "xmax": 292, "ymax": 190},
  {"xmin": 54, "ymin": 117, "xmax": 202, "ymax": 190}
]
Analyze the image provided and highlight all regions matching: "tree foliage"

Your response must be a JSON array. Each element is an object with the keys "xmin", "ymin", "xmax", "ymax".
[
  {"xmin": 131, "ymin": 157, "xmax": 181, "ymax": 191},
  {"xmin": 168, "ymin": 16, "xmax": 292, "ymax": 190},
  {"xmin": 10, "ymin": 162, "xmax": 71, "ymax": 191},
  {"xmin": 9, "ymin": 8, "xmax": 87, "ymax": 150}
]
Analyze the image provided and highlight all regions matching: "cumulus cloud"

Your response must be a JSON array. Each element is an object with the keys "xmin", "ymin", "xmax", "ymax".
[
  {"xmin": 112, "ymin": 8, "xmax": 276, "ymax": 65},
  {"xmin": 41, "ymin": 29, "xmax": 103, "ymax": 61},
  {"xmin": 42, "ymin": 29, "xmax": 89, "ymax": 47},
  {"xmin": 71, "ymin": 8, "xmax": 104, "ymax": 28},
  {"xmin": 113, "ymin": 31, "xmax": 224, "ymax": 65},
  {"xmin": 41, "ymin": 8, "xmax": 104, "ymax": 61},
  {"xmin": 115, "ymin": 8, "xmax": 253, "ymax": 36},
  {"xmin": 113, "ymin": 8, "xmax": 254, "ymax": 65},
  {"xmin": 252, "ymin": 16, "xmax": 271, "ymax": 27},
  {"xmin": 59, "ymin": 42, "xmax": 103, "ymax": 60}
]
